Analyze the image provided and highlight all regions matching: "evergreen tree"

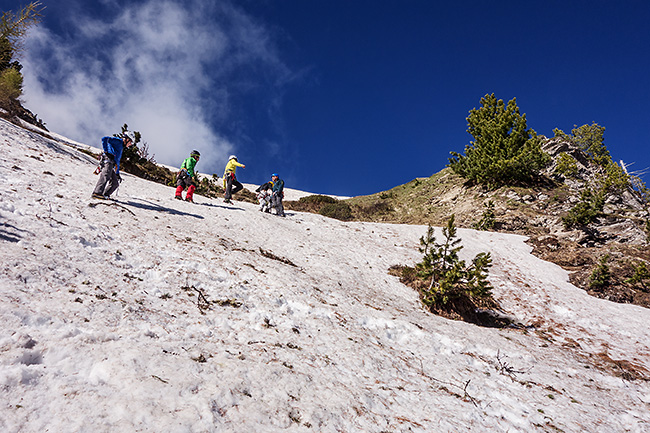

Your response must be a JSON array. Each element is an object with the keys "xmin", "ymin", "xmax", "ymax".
[
  {"xmin": 1, "ymin": 2, "xmax": 44, "ymax": 55},
  {"xmin": 554, "ymin": 122, "xmax": 635, "ymax": 229},
  {"xmin": 416, "ymin": 215, "xmax": 493, "ymax": 306},
  {"xmin": 589, "ymin": 255, "xmax": 611, "ymax": 290},
  {"xmin": 554, "ymin": 123, "xmax": 609, "ymax": 167},
  {"xmin": 0, "ymin": 2, "xmax": 44, "ymax": 112},
  {"xmin": 472, "ymin": 200, "xmax": 496, "ymax": 231},
  {"xmin": 449, "ymin": 93, "xmax": 550, "ymax": 189}
]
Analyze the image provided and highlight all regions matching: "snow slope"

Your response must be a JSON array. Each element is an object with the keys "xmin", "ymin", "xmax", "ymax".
[{"xmin": 1, "ymin": 118, "xmax": 649, "ymax": 432}]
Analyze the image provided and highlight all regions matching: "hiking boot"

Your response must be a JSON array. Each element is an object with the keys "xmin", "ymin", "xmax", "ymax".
[
  {"xmin": 91, "ymin": 193, "xmax": 107, "ymax": 200},
  {"xmin": 175, "ymin": 195, "xmax": 183, "ymax": 200},
  {"xmin": 185, "ymin": 198, "xmax": 194, "ymax": 203},
  {"xmin": 224, "ymin": 198, "xmax": 232, "ymax": 204}
]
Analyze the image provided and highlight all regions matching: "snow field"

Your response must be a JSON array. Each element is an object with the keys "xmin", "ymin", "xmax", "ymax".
[{"xmin": 1, "ymin": 119, "xmax": 650, "ymax": 432}]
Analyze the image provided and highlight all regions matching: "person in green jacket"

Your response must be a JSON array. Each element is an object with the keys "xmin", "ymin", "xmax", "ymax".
[
  {"xmin": 175, "ymin": 150, "xmax": 200, "ymax": 202},
  {"xmin": 223, "ymin": 154, "xmax": 245, "ymax": 203}
]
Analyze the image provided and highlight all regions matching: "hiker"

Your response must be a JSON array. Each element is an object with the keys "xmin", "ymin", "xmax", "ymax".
[
  {"xmin": 175, "ymin": 150, "xmax": 201, "ymax": 203},
  {"xmin": 91, "ymin": 131, "xmax": 135, "ymax": 199},
  {"xmin": 270, "ymin": 173, "xmax": 285, "ymax": 217},
  {"xmin": 223, "ymin": 155, "xmax": 245, "ymax": 203},
  {"xmin": 255, "ymin": 179, "xmax": 274, "ymax": 212}
]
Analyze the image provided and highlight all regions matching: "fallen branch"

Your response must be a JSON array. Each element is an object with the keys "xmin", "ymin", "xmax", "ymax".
[
  {"xmin": 192, "ymin": 286, "xmax": 211, "ymax": 312},
  {"xmin": 417, "ymin": 358, "xmax": 479, "ymax": 406},
  {"xmin": 259, "ymin": 248, "xmax": 297, "ymax": 267},
  {"xmin": 88, "ymin": 201, "xmax": 136, "ymax": 216},
  {"xmin": 496, "ymin": 349, "xmax": 525, "ymax": 379},
  {"xmin": 151, "ymin": 375, "xmax": 168, "ymax": 383}
]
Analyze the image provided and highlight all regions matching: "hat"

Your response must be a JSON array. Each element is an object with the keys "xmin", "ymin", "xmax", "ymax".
[
  {"xmin": 122, "ymin": 131, "xmax": 136, "ymax": 143},
  {"xmin": 271, "ymin": 173, "xmax": 279, "ymax": 178}
]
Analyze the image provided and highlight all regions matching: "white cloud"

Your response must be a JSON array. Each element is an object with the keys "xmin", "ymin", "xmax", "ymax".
[{"xmin": 21, "ymin": 0, "xmax": 288, "ymax": 172}]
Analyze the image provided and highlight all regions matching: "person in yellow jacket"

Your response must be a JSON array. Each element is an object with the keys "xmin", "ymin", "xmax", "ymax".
[{"xmin": 223, "ymin": 154, "xmax": 245, "ymax": 203}]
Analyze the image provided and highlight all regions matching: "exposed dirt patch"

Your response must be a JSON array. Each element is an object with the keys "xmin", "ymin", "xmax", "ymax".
[
  {"xmin": 528, "ymin": 235, "xmax": 650, "ymax": 308},
  {"xmin": 590, "ymin": 351, "xmax": 650, "ymax": 381}
]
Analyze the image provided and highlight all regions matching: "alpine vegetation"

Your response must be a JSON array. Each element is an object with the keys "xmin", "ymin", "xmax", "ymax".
[
  {"xmin": 416, "ymin": 216, "xmax": 494, "ymax": 311},
  {"xmin": 448, "ymin": 93, "xmax": 550, "ymax": 189},
  {"xmin": 554, "ymin": 123, "xmax": 632, "ymax": 229},
  {"xmin": 0, "ymin": 1, "xmax": 44, "ymax": 124},
  {"xmin": 472, "ymin": 200, "xmax": 496, "ymax": 231},
  {"xmin": 390, "ymin": 215, "xmax": 499, "ymax": 326}
]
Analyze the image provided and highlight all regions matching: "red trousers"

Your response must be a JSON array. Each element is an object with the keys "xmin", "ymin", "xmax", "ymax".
[{"xmin": 175, "ymin": 184, "xmax": 195, "ymax": 200}]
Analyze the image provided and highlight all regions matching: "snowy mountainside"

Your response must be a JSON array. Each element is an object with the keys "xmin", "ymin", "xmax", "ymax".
[{"xmin": 1, "ymin": 119, "xmax": 649, "ymax": 432}]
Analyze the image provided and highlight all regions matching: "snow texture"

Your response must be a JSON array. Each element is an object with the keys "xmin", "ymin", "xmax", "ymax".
[{"xmin": 1, "ymin": 118, "xmax": 649, "ymax": 432}]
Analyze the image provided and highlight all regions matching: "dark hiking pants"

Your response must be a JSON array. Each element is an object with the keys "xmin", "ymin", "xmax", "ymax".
[
  {"xmin": 93, "ymin": 154, "xmax": 119, "ymax": 197},
  {"xmin": 271, "ymin": 193, "xmax": 285, "ymax": 216},
  {"xmin": 224, "ymin": 173, "xmax": 243, "ymax": 200}
]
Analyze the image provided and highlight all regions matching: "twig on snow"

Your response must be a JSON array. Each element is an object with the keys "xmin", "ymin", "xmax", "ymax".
[{"xmin": 88, "ymin": 201, "xmax": 136, "ymax": 216}]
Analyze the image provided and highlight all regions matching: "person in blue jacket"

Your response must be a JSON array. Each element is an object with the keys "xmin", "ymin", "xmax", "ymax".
[
  {"xmin": 270, "ymin": 173, "xmax": 285, "ymax": 217},
  {"xmin": 91, "ymin": 131, "xmax": 135, "ymax": 199}
]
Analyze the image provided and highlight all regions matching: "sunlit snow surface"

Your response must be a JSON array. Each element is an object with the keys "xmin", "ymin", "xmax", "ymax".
[{"xmin": 1, "ymin": 119, "xmax": 649, "ymax": 432}]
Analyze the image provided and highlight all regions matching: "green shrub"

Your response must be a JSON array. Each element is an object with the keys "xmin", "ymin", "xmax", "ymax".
[
  {"xmin": 589, "ymin": 255, "xmax": 610, "ymax": 290},
  {"xmin": 555, "ymin": 122, "xmax": 630, "ymax": 195},
  {"xmin": 0, "ymin": 37, "xmax": 12, "ymax": 69},
  {"xmin": 298, "ymin": 195, "xmax": 338, "ymax": 205},
  {"xmin": 625, "ymin": 261, "xmax": 649, "ymax": 289},
  {"xmin": 0, "ymin": 2, "xmax": 44, "ymax": 112},
  {"xmin": 473, "ymin": 200, "xmax": 496, "ymax": 231},
  {"xmin": 562, "ymin": 188, "xmax": 605, "ymax": 228},
  {"xmin": 319, "ymin": 202, "xmax": 353, "ymax": 221},
  {"xmin": 449, "ymin": 93, "xmax": 550, "ymax": 189},
  {"xmin": 116, "ymin": 123, "xmax": 145, "ymax": 169},
  {"xmin": 285, "ymin": 194, "xmax": 343, "ymax": 215},
  {"xmin": 0, "ymin": 67, "xmax": 22, "ymax": 103},
  {"xmin": 416, "ymin": 215, "xmax": 493, "ymax": 306},
  {"xmin": 601, "ymin": 161, "xmax": 629, "ymax": 194},
  {"xmin": 555, "ymin": 123, "xmax": 610, "ymax": 167},
  {"xmin": 555, "ymin": 152, "xmax": 579, "ymax": 178},
  {"xmin": 554, "ymin": 122, "xmax": 639, "ymax": 230}
]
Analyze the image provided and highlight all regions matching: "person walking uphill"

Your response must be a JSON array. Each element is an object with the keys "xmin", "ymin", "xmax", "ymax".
[
  {"xmin": 175, "ymin": 150, "xmax": 201, "ymax": 203},
  {"xmin": 270, "ymin": 173, "xmax": 285, "ymax": 217},
  {"xmin": 223, "ymin": 155, "xmax": 245, "ymax": 203},
  {"xmin": 91, "ymin": 131, "xmax": 135, "ymax": 199}
]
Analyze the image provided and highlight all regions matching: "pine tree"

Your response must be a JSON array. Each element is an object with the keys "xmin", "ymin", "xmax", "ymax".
[
  {"xmin": 554, "ymin": 122, "xmax": 633, "ymax": 229},
  {"xmin": 449, "ymin": 93, "xmax": 550, "ymax": 189},
  {"xmin": 0, "ymin": 2, "xmax": 44, "ymax": 112},
  {"xmin": 416, "ymin": 215, "xmax": 493, "ymax": 306},
  {"xmin": 1, "ymin": 2, "xmax": 44, "ymax": 55},
  {"xmin": 589, "ymin": 255, "xmax": 611, "ymax": 290},
  {"xmin": 555, "ymin": 123, "xmax": 609, "ymax": 167}
]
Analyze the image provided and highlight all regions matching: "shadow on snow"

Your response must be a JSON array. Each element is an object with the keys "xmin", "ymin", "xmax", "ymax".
[{"xmin": 121, "ymin": 198, "xmax": 205, "ymax": 219}]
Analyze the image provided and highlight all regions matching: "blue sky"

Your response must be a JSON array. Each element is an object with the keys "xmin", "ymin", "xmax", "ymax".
[{"xmin": 10, "ymin": 0, "xmax": 650, "ymax": 196}]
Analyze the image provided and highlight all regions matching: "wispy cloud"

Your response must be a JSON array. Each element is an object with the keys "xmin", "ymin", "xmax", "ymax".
[{"xmin": 22, "ymin": 0, "xmax": 291, "ymax": 171}]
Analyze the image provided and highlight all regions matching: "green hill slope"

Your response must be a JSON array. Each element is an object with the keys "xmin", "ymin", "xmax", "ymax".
[{"xmin": 287, "ymin": 136, "xmax": 650, "ymax": 309}]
